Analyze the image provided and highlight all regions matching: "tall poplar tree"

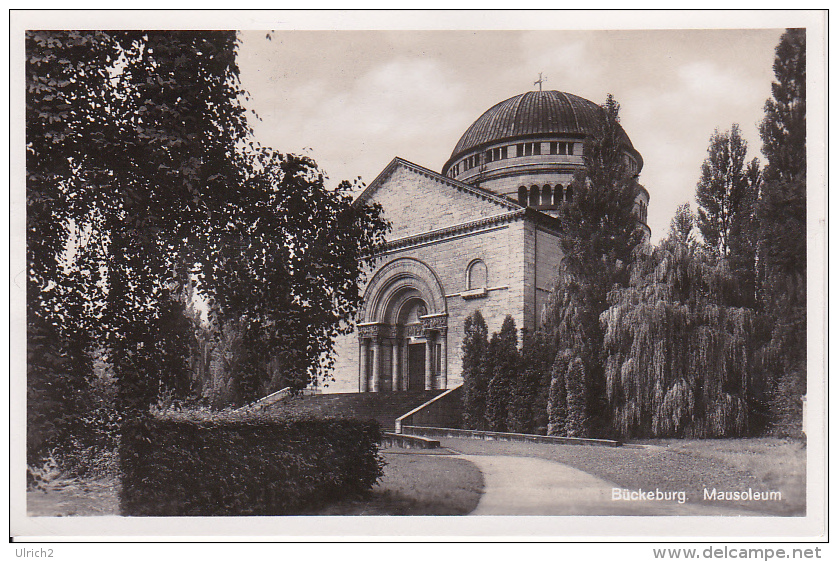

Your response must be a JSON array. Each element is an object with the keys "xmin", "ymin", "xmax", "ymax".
[
  {"xmin": 756, "ymin": 28, "xmax": 807, "ymax": 436},
  {"xmin": 695, "ymin": 125, "xmax": 758, "ymax": 258}
]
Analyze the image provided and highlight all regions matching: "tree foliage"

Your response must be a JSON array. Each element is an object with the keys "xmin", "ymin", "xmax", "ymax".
[
  {"xmin": 27, "ymin": 31, "xmax": 255, "ymax": 420},
  {"xmin": 508, "ymin": 330, "xmax": 553, "ymax": 434},
  {"xmin": 485, "ymin": 316, "xmax": 519, "ymax": 432},
  {"xmin": 760, "ymin": 29, "xmax": 806, "ymax": 185},
  {"xmin": 756, "ymin": 28, "xmax": 807, "ymax": 436},
  {"xmin": 26, "ymin": 31, "xmax": 118, "ymax": 464},
  {"xmin": 544, "ymin": 94, "xmax": 644, "ymax": 437},
  {"xmin": 695, "ymin": 125, "xmax": 759, "ymax": 260},
  {"xmin": 461, "ymin": 310, "xmax": 489, "ymax": 430},
  {"xmin": 196, "ymin": 150, "xmax": 388, "ymax": 403},
  {"xmin": 601, "ymin": 230, "xmax": 759, "ymax": 438},
  {"xmin": 26, "ymin": 29, "xmax": 389, "ymax": 468},
  {"xmin": 670, "ymin": 203, "xmax": 697, "ymax": 248},
  {"xmin": 546, "ymin": 350, "xmax": 570, "ymax": 435}
]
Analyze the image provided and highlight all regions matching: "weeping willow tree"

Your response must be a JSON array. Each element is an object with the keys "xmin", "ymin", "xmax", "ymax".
[{"xmin": 601, "ymin": 209, "xmax": 760, "ymax": 438}]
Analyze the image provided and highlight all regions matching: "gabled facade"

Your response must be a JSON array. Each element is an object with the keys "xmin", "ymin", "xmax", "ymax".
[
  {"xmin": 324, "ymin": 90, "xmax": 648, "ymax": 394},
  {"xmin": 328, "ymin": 158, "xmax": 562, "ymax": 393}
]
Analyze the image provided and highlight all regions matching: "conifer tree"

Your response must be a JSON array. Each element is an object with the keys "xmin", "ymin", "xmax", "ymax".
[
  {"xmin": 485, "ymin": 316, "xmax": 519, "ymax": 432},
  {"xmin": 546, "ymin": 350, "xmax": 570, "ymax": 436},
  {"xmin": 545, "ymin": 94, "xmax": 643, "ymax": 436},
  {"xmin": 756, "ymin": 28, "xmax": 807, "ymax": 436},
  {"xmin": 461, "ymin": 310, "xmax": 489, "ymax": 430},
  {"xmin": 508, "ymin": 330, "xmax": 553, "ymax": 434}
]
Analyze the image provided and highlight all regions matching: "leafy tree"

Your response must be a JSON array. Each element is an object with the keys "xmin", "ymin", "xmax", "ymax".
[
  {"xmin": 670, "ymin": 203, "xmax": 697, "ymax": 247},
  {"xmin": 600, "ymin": 231, "xmax": 757, "ymax": 438},
  {"xmin": 98, "ymin": 31, "xmax": 253, "ymax": 415},
  {"xmin": 546, "ymin": 350, "xmax": 570, "ymax": 435},
  {"xmin": 461, "ymin": 310, "xmax": 489, "ymax": 430},
  {"xmin": 27, "ymin": 31, "xmax": 254, "ymax": 421},
  {"xmin": 198, "ymin": 150, "xmax": 388, "ymax": 403},
  {"xmin": 485, "ymin": 316, "xmax": 519, "ymax": 432},
  {"xmin": 508, "ymin": 330, "xmax": 553, "ymax": 434},
  {"xmin": 695, "ymin": 125, "xmax": 758, "ymax": 258},
  {"xmin": 27, "ymin": 28, "xmax": 388, "ymax": 441},
  {"xmin": 756, "ymin": 28, "xmax": 807, "ymax": 436},
  {"xmin": 545, "ymin": 94, "xmax": 643, "ymax": 437},
  {"xmin": 26, "ymin": 31, "xmax": 121, "ymax": 464},
  {"xmin": 760, "ymin": 29, "xmax": 806, "ymax": 184}
]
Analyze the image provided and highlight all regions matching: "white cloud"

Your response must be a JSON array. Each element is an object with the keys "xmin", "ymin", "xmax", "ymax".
[
  {"xmin": 247, "ymin": 57, "xmax": 468, "ymax": 185},
  {"xmin": 517, "ymin": 34, "xmax": 603, "ymax": 91}
]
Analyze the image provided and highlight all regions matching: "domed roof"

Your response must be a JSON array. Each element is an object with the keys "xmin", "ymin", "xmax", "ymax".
[{"xmin": 444, "ymin": 90, "xmax": 641, "ymax": 172}]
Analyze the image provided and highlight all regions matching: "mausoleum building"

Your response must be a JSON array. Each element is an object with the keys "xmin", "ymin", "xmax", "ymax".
[{"xmin": 326, "ymin": 90, "xmax": 648, "ymax": 393}]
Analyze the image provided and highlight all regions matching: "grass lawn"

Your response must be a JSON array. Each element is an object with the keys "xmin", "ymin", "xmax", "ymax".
[
  {"xmin": 26, "ymin": 447, "xmax": 483, "ymax": 517},
  {"xmin": 310, "ymin": 448, "xmax": 483, "ymax": 515},
  {"xmin": 439, "ymin": 436, "xmax": 805, "ymax": 516},
  {"xmin": 26, "ymin": 438, "xmax": 804, "ymax": 517}
]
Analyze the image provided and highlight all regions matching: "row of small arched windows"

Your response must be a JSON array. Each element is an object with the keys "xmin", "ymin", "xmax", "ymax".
[
  {"xmin": 447, "ymin": 142, "xmax": 578, "ymax": 178},
  {"xmin": 518, "ymin": 184, "xmax": 573, "ymax": 207}
]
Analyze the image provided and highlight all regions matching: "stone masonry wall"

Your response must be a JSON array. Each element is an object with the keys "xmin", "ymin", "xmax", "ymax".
[
  {"xmin": 534, "ymin": 227, "xmax": 562, "ymax": 326},
  {"xmin": 370, "ymin": 164, "xmax": 515, "ymax": 240},
  {"xmin": 327, "ymin": 220, "xmax": 528, "ymax": 393}
]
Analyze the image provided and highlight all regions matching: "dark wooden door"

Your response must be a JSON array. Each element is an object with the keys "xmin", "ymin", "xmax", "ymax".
[{"xmin": 407, "ymin": 343, "xmax": 425, "ymax": 390}]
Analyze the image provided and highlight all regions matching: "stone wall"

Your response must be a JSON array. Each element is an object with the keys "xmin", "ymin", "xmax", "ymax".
[
  {"xmin": 368, "ymin": 163, "xmax": 515, "ymax": 240},
  {"xmin": 327, "ymin": 218, "xmax": 528, "ymax": 393},
  {"xmin": 322, "ymin": 159, "xmax": 563, "ymax": 394},
  {"xmin": 534, "ymin": 227, "xmax": 562, "ymax": 326}
]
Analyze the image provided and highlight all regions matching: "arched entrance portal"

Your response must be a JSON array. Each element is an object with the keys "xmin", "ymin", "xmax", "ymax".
[{"xmin": 357, "ymin": 258, "xmax": 448, "ymax": 392}]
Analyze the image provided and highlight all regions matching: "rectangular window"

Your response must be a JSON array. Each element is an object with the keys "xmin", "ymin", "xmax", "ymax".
[
  {"xmin": 524, "ymin": 143, "xmax": 532, "ymax": 156},
  {"xmin": 486, "ymin": 150, "xmax": 493, "ymax": 163},
  {"xmin": 501, "ymin": 146, "xmax": 508, "ymax": 159},
  {"xmin": 558, "ymin": 142, "xmax": 566, "ymax": 155},
  {"xmin": 550, "ymin": 142, "xmax": 557, "ymax": 155},
  {"xmin": 567, "ymin": 143, "xmax": 574, "ymax": 156},
  {"xmin": 517, "ymin": 143, "xmax": 524, "ymax": 157},
  {"xmin": 534, "ymin": 142, "xmax": 541, "ymax": 155}
]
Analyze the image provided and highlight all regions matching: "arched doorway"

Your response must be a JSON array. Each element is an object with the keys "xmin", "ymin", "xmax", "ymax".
[
  {"xmin": 357, "ymin": 258, "xmax": 448, "ymax": 392},
  {"xmin": 398, "ymin": 297, "xmax": 429, "ymax": 391}
]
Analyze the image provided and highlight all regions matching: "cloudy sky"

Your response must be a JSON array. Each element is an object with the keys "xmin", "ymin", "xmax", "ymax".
[{"xmin": 234, "ymin": 24, "xmax": 786, "ymax": 242}]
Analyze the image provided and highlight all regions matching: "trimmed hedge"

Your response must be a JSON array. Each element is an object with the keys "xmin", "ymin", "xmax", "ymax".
[{"xmin": 119, "ymin": 410, "xmax": 384, "ymax": 516}]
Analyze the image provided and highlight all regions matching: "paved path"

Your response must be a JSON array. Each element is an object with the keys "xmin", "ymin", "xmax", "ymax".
[{"xmin": 452, "ymin": 453, "xmax": 755, "ymax": 516}]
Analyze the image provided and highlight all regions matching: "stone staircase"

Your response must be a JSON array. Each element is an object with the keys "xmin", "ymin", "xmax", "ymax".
[{"xmin": 263, "ymin": 390, "xmax": 446, "ymax": 431}]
